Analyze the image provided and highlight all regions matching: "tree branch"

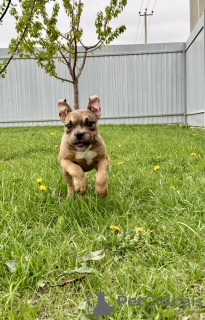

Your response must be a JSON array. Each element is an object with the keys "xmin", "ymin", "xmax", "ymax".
[
  {"xmin": 33, "ymin": 50, "xmax": 74, "ymax": 84},
  {"xmin": 53, "ymin": 74, "xmax": 74, "ymax": 83},
  {"xmin": 80, "ymin": 39, "xmax": 102, "ymax": 51},
  {"xmin": 55, "ymin": 52, "xmax": 67, "ymax": 65},
  {"xmin": 76, "ymin": 48, "xmax": 87, "ymax": 79},
  {"xmin": 0, "ymin": 0, "xmax": 37, "ymax": 75},
  {"xmin": 0, "ymin": 0, "xmax": 11, "ymax": 22},
  {"xmin": 59, "ymin": 49, "xmax": 73, "ymax": 78}
]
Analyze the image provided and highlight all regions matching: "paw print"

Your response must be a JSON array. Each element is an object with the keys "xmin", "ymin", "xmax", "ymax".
[{"xmin": 160, "ymin": 296, "xmax": 171, "ymax": 307}]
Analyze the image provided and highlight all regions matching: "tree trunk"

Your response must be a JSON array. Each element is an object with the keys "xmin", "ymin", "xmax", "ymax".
[{"xmin": 73, "ymin": 79, "xmax": 79, "ymax": 109}]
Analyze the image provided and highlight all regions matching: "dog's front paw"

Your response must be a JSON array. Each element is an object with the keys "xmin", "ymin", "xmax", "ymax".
[
  {"xmin": 67, "ymin": 184, "xmax": 73, "ymax": 197},
  {"xmin": 95, "ymin": 183, "xmax": 108, "ymax": 198},
  {"xmin": 74, "ymin": 177, "xmax": 87, "ymax": 195}
]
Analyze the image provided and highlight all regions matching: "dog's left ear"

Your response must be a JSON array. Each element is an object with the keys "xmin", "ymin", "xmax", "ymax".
[
  {"xmin": 58, "ymin": 99, "xmax": 73, "ymax": 122},
  {"xmin": 87, "ymin": 95, "xmax": 101, "ymax": 118}
]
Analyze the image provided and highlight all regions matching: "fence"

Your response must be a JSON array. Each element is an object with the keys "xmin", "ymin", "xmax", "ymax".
[
  {"xmin": 0, "ymin": 13, "xmax": 205, "ymax": 127},
  {"xmin": 185, "ymin": 13, "xmax": 205, "ymax": 127}
]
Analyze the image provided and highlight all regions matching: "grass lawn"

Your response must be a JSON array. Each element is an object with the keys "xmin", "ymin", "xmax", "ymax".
[{"xmin": 0, "ymin": 124, "xmax": 205, "ymax": 319}]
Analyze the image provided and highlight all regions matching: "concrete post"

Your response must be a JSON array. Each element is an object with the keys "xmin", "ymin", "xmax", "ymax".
[{"xmin": 190, "ymin": 0, "xmax": 205, "ymax": 32}]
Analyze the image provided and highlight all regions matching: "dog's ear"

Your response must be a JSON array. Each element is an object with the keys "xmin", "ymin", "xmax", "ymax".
[
  {"xmin": 87, "ymin": 95, "xmax": 101, "ymax": 118},
  {"xmin": 58, "ymin": 99, "xmax": 73, "ymax": 122}
]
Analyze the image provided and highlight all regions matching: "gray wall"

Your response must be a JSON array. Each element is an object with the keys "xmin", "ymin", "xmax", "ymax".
[
  {"xmin": 0, "ymin": 43, "xmax": 186, "ymax": 127},
  {"xmin": 1, "ymin": 14, "xmax": 205, "ymax": 127},
  {"xmin": 186, "ymin": 13, "xmax": 205, "ymax": 127}
]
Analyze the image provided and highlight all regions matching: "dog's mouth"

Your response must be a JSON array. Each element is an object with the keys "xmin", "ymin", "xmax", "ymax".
[{"xmin": 73, "ymin": 142, "xmax": 90, "ymax": 150}]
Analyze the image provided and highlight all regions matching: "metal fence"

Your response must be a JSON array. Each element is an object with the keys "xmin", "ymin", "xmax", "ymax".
[
  {"xmin": 0, "ymin": 14, "xmax": 205, "ymax": 127},
  {"xmin": 185, "ymin": 13, "xmax": 205, "ymax": 127}
]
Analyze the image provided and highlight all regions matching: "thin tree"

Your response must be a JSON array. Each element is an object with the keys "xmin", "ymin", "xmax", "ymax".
[
  {"xmin": 0, "ymin": 0, "xmax": 40, "ymax": 78},
  {"xmin": 9, "ymin": 0, "xmax": 127, "ymax": 109}
]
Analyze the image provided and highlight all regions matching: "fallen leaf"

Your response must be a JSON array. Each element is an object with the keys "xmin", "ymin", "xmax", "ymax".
[
  {"xmin": 56, "ymin": 215, "xmax": 65, "ymax": 227},
  {"xmin": 78, "ymin": 299, "xmax": 87, "ymax": 310},
  {"xmin": 69, "ymin": 266, "xmax": 96, "ymax": 274},
  {"xmin": 5, "ymin": 260, "xmax": 18, "ymax": 273},
  {"xmin": 81, "ymin": 250, "xmax": 105, "ymax": 262},
  {"xmin": 37, "ymin": 280, "xmax": 47, "ymax": 289}
]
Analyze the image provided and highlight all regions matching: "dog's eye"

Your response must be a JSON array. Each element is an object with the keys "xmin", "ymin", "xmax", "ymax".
[
  {"xmin": 66, "ymin": 123, "xmax": 72, "ymax": 129},
  {"xmin": 86, "ymin": 121, "xmax": 94, "ymax": 127}
]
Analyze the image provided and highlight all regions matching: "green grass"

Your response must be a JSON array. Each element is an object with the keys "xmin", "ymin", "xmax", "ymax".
[{"xmin": 0, "ymin": 124, "xmax": 205, "ymax": 319}]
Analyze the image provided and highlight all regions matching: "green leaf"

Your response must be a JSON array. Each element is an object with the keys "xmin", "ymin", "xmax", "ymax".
[
  {"xmin": 37, "ymin": 280, "xmax": 47, "ymax": 288},
  {"xmin": 78, "ymin": 299, "xmax": 87, "ymax": 310},
  {"xmin": 56, "ymin": 215, "xmax": 65, "ymax": 227},
  {"xmin": 81, "ymin": 250, "xmax": 105, "ymax": 262},
  {"xmin": 69, "ymin": 265, "xmax": 101, "ymax": 275},
  {"xmin": 5, "ymin": 260, "xmax": 18, "ymax": 273}
]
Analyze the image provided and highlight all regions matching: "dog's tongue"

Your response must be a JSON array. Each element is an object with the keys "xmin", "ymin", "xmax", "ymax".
[{"xmin": 76, "ymin": 143, "xmax": 86, "ymax": 148}]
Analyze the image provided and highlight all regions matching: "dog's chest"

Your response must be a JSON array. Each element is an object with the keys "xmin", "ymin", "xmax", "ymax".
[{"xmin": 75, "ymin": 145, "xmax": 97, "ymax": 165}]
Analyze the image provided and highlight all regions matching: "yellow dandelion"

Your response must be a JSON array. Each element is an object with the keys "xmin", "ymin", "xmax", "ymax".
[
  {"xmin": 39, "ymin": 185, "xmax": 46, "ymax": 191},
  {"xmin": 139, "ymin": 227, "xmax": 146, "ymax": 233},
  {"xmin": 170, "ymin": 186, "xmax": 176, "ymax": 191},
  {"xmin": 135, "ymin": 233, "xmax": 139, "ymax": 236},
  {"xmin": 36, "ymin": 178, "xmax": 42, "ymax": 183},
  {"xmin": 191, "ymin": 153, "xmax": 196, "ymax": 157},
  {"xmin": 118, "ymin": 162, "xmax": 124, "ymax": 165},
  {"xmin": 154, "ymin": 165, "xmax": 160, "ymax": 170},
  {"xmin": 193, "ymin": 134, "xmax": 196, "ymax": 136},
  {"xmin": 55, "ymin": 145, "xmax": 58, "ymax": 148},
  {"xmin": 118, "ymin": 145, "xmax": 122, "ymax": 147},
  {"xmin": 110, "ymin": 225, "xmax": 121, "ymax": 233},
  {"xmin": 157, "ymin": 156, "xmax": 161, "ymax": 159},
  {"xmin": 51, "ymin": 132, "xmax": 55, "ymax": 136},
  {"xmin": 108, "ymin": 156, "xmax": 111, "ymax": 161}
]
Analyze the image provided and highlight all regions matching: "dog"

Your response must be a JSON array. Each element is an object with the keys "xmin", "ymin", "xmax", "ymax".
[{"xmin": 58, "ymin": 95, "xmax": 109, "ymax": 198}]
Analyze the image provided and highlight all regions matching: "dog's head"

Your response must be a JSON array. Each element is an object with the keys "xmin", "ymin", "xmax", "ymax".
[{"xmin": 58, "ymin": 95, "xmax": 101, "ymax": 151}]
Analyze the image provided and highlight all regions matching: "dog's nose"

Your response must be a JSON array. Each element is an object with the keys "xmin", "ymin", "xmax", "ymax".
[{"xmin": 76, "ymin": 132, "xmax": 85, "ymax": 140}]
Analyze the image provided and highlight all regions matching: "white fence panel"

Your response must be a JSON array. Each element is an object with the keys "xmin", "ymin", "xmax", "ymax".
[
  {"xmin": 186, "ymin": 14, "xmax": 205, "ymax": 127},
  {"xmin": 0, "ymin": 43, "xmax": 186, "ymax": 127}
]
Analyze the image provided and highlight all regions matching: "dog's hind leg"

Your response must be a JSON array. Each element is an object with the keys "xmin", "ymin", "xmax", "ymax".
[{"xmin": 62, "ymin": 169, "xmax": 73, "ymax": 196}]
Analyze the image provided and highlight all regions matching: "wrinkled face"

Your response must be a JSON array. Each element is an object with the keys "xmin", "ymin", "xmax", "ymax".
[{"xmin": 64, "ymin": 109, "xmax": 98, "ymax": 150}]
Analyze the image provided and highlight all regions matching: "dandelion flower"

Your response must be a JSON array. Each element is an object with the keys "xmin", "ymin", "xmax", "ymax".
[
  {"xmin": 135, "ymin": 227, "xmax": 146, "ymax": 237},
  {"xmin": 191, "ymin": 153, "xmax": 196, "ymax": 157},
  {"xmin": 51, "ymin": 132, "xmax": 55, "ymax": 136},
  {"xmin": 154, "ymin": 165, "xmax": 160, "ymax": 170},
  {"xmin": 110, "ymin": 225, "xmax": 121, "ymax": 233},
  {"xmin": 118, "ymin": 162, "xmax": 124, "ymax": 165},
  {"xmin": 39, "ymin": 185, "xmax": 46, "ymax": 191},
  {"xmin": 157, "ymin": 156, "xmax": 161, "ymax": 159},
  {"xmin": 108, "ymin": 156, "xmax": 111, "ymax": 161},
  {"xmin": 118, "ymin": 145, "xmax": 122, "ymax": 147},
  {"xmin": 170, "ymin": 186, "xmax": 176, "ymax": 191},
  {"xmin": 36, "ymin": 178, "xmax": 42, "ymax": 183},
  {"xmin": 55, "ymin": 145, "xmax": 58, "ymax": 148},
  {"xmin": 193, "ymin": 134, "xmax": 196, "ymax": 136}
]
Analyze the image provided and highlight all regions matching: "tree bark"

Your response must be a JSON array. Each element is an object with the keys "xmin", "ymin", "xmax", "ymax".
[{"xmin": 73, "ymin": 79, "xmax": 79, "ymax": 109}]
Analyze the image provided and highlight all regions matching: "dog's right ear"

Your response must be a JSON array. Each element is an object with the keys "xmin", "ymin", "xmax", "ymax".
[{"xmin": 58, "ymin": 99, "xmax": 73, "ymax": 122}]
